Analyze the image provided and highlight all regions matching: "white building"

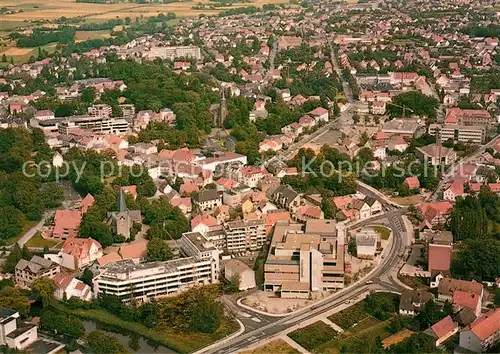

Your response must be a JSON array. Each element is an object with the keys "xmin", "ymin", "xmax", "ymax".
[
  {"xmin": 53, "ymin": 273, "xmax": 93, "ymax": 301},
  {"xmin": 224, "ymin": 259, "xmax": 256, "ymax": 291},
  {"xmin": 94, "ymin": 233, "xmax": 219, "ymax": 302},
  {"xmin": 0, "ymin": 308, "xmax": 38, "ymax": 350},
  {"xmin": 45, "ymin": 238, "xmax": 103, "ymax": 271},
  {"xmin": 355, "ymin": 229, "xmax": 377, "ymax": 259}
]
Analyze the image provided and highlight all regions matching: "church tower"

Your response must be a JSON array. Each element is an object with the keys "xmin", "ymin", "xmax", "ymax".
[{"xmin": 218, "ymin": 88, "xmax": 228, "ymax": 128}]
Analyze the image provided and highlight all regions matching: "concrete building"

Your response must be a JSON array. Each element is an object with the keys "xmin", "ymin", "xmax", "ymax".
[
  {"xmin": 224, "ymin": 219, "xmax": 266, "ymax": 253},
  {"xmin": 15, "ymin": 256, "xmax": 60, "ymax": 287},
  {"xmin": 57, "ymin": 115, "xmax": 130, "ymax": 135},
  {"xmin": 224, "ymin": 259, "xmax": 256, "ymax": 291},
  {"xmin": 0, "ymin": 308, "xmax": 38, "ymax": 350},
  {"xmin": 94, "ymin": 232, "xmax": 219, "ymax": 302},
  {"xmin": 428, "ymin": 124, "xmax": 486, "ymax": 144},
  {"xmin": 88, "ymin": 104, "xmax": 112, "ymax": 118},
  {"xmin": 149, "ymin": 46, "xmax": 202, "ymax": 60},
  {"xmin": 264, "ymin": 220, "xmax": 346, "ymax": 298}
]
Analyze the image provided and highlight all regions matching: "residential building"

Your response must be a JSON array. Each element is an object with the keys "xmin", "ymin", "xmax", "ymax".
[
  {"xmin": 459, "ymin": 309, "xmax": 500, "ymax": 352},
  {"xmin": 195, "ymin": 190, "xmax": 222, "ymax": 211},
  {"xmin": 53, "ymin": 273, "xmax": 92, "ymax": 301},
  {"xmin": 88, "ymin": 104, "xmax": 112, "ymax": 118},
  {"xmin": 399, "ymin": 290, "xmax": 434, "ymax": 316},
  {"xmin": 224, "ymin": 219, "xmax": 266, "ymax": 253},
  {"xmin": 58, "ymin": 238, "xmax": 103, "ymax": 270},
  {"xmin": 224, "ymin": 259, "xmax": 256, "ymax": 291},
  {"xmin": 15, "ymin": 256, "xmax": 60, "ymax": 287},
  {"xmin": 418, "ymin": 201, "xmax": 453, "ymax": 228},
  {"xmin": 95, "ymin": 232, "xmax": 219, "ymax": 303},
  {"xmin": 57, "ymin": 115, "xmax": 130, "ymax": 135},
  {"xmin": 264, "ymin": 220, "xmax": 346, "ymax": 297},
  {"xmin": 149, "ymin": 46, "xmax": 202, "ymax": 60},
  {"xmin": 438, "ymin": 278, "xmax": 483, "ymax": 305},
  {"xmin": 0, "ymin": 308, "xmax": 38, "ymax": 350},
  {"xmin": 271, "ymin": 185, "xmax": 303, "ymax": 213},
  {"xmin": 425, "ymin": 316, "xmax": 459, "ymax": 347},
  {"xmin": 53, "ymin": 209, "xmax": 82, "ymax": 239}
]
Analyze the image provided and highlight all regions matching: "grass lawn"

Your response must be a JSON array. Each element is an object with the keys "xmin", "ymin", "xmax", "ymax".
[
  {"xmin": 25, "ymin": 232, "xmax": 61, "ymax": 249},
  {"xmin": 373, "ymin": 225, "xmax": 391, "ymax": 240},
  {"xmin": 315, "ymin": 318, "xmax": 393, "ymax": 354},
  {"xmin": 52, "ymin": 302, "xmax": 239, "ymax": 353},
  {"xmin": 288, "ymin": 321, "xmax": 338, "ymax": 352},
  {"xmin": 240, "ymin": 339, "xmax": 300, "ymax": 354},
  {"xmin": 328, "ymin": 301, "xmax": 368, "ymax": 331}
]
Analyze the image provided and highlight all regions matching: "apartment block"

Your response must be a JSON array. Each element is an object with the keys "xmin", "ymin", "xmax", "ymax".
[
  {"xmin": 88, "ymin": 104, "xmax": 112, "ymax": 118},
  {"xmin": 94, "ymin": 233, "xmax": 219, "ymax": 302},
  {"xmin": 428, "ymin": 124, "xmax": 485, "ymax": 144},
  {"xmin": 224, "ymin": 219, "xmax": 266, "ymax": 253},
  {"xmin": 264, "ymin": 220, "xmax": 346, "ymax": 298},
  {"xmin": 58, "ymin": 115, "xmax": 130, "ymax": 135},
  {"xmin": 149, "ymin": 46, "xmax": 202, "ymax": 60}
]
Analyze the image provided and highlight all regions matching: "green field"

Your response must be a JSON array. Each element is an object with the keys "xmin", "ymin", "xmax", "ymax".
[
  {"xmin": 373, "ymin": 225, "xmax": 391, "ymax": 240},
  {"xmin": 25, "ymin": 232, "xmax": 62, "ymax": 249},
  {"xmin": 241, "ymin": 339, "xmax": 300, "ymax": 354}
]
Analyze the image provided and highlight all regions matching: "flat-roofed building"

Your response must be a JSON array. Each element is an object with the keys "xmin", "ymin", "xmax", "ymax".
[
  {"xmin": 58, "ymin": 115, "xmax": 130, "ymax": 135},
  {"xmin": 94, "ymin": 232, "xmax": 219, "ymax": 302},
  {"xmin": 264, "ymin": 220, "xmax": 346, "ymax": 297},
  {"xmin": 149, "ymin": 46, "xmax": 202, "ymax": 60},
  {"xmin": 429, "ymin": 124, "xmax": 485, "ymax": 144},
  {"xmin": 382, "ymin": 118, "xmax": 421, "ymax": 137},
  {"xmin": 224, "ymin": 219, "xmax": 266, "ymax": 253}
]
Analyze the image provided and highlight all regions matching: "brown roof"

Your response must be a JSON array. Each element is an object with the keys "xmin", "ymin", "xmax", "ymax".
[
  {"xmin": 430, "ymin": 316, "xmax": 457, "ymax": 339},
  {"xmin": 438, "ymin": 278, "xmax": 483, "ymax": 297}
]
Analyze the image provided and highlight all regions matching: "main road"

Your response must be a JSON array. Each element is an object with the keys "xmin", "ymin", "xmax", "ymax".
[{"xmin": 199, "ymin": 208, "xmax": 409, "ymax": 354}]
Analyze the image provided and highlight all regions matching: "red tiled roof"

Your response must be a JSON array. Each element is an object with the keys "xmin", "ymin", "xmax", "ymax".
[
  {"xmin": 428, "ymin": 244, "xmax": 451, "ymax": 272},
  {"xmin": 431, "ymin": 316, "xmax": 457, "ymax": 339},
  {"xmin": 453, "ymin": 290, "xmax": 480, "ymax": 313},
  {"xmin": 191, "ymin": 213, "xmax": 219, "ymax": 229},
  {"xmin": 405, "ymin": 176, "xmax": 420, "ymax": 189},
  {"xmin": 62, "ymin": 238, "xmax": 101, "ymax": 260},
  {"xmin": 466, "ymin": 308, "xmax": 500, "ymax": 341}
]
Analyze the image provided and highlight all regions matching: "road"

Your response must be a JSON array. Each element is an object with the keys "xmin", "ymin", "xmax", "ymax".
[
  {"xmin": 16, "ymin": 212, "xmax": 50, "ymax": 248},
  {"xmin": 429, "ymin": 136, "xmax": 500, "ymax": 201},
  {"xmin": 202, "ymin": 209, "xmax": 409, "ymax": 354}
]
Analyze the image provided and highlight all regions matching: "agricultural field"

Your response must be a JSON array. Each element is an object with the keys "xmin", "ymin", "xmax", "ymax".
[
  {"xmin": 287, "ymin": 321, "xmax": 338, "ymax": 352},
  {"xmin": 0, "ymin": 0, "xmax": 290, "ymax": 25}
]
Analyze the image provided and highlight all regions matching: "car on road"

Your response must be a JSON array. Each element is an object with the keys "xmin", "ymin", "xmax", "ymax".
[{"xmin": 365, "ymin": 280, "xmax": 373, "ymax": 285}]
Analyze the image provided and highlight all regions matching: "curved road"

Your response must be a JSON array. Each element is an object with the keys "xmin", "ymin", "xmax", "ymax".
[{"xmin": 201, "ymin": 210, "xmax": 409, "ymax": 354}]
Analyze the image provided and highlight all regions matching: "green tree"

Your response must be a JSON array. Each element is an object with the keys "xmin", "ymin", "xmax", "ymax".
[
  {"xmin": 188, "ymin": 295, "xmax": 223, "ymax": 333},
  {"xmin": 32, "ymin": 277, "xmax": 55, "ymax": 307},
  {"xmin": 146, "ymin": 237, "xmax": 172, "ymax": 261},
  {"xmin": 1, "ymin": 54, "xmax": 6, "ymax": 62},
  {"xmin": 0, "ymin": 207, "xmax": 24, "ymax": 240},
  {"xmin": 41, "ymin": 183, "xmax": 64, "ymax": 208},
  {"xmin": 41, "ymin": 309, "xmax": 85, "ymax": 339},
  {"xmin": 87, "ymin": 330, "xmax": 130, "ymax": 354},
  {"xmin": 0, "ymin": 287, "xmax": 30, "ymax": 314},
  {"xmin": 81, "ymin": 87, "xmax": 96, "ymax": 104}
]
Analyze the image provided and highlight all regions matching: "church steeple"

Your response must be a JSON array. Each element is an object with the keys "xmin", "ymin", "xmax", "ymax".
[
  {"xmin": 118, "ymin": 188, "xmax": 127, "ymax": 213},
  {"xmin": 218, "ymin": 88, "xmax": 228, "ymax": 128}
]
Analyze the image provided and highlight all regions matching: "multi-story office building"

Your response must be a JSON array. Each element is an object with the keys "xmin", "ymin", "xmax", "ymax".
[
  {"xmin": 428, "ymin": 124, "xmax": 485, "ymax": 144},
  {"xmin": 94, "ymin": 233, "xmax": 219, "ymax": 302},
  {"xmin": 224, "ymin": 219, "xmax": 266, "ymax": 253},
  {"xmin": 264, "ymin": 220, "xmax": 346, "ymax": 298}
]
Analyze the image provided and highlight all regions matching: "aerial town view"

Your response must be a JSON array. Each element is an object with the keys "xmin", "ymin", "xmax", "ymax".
[{"xmin": 0, "ymin": 0, "xmax": 499, "ymax": 353}]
